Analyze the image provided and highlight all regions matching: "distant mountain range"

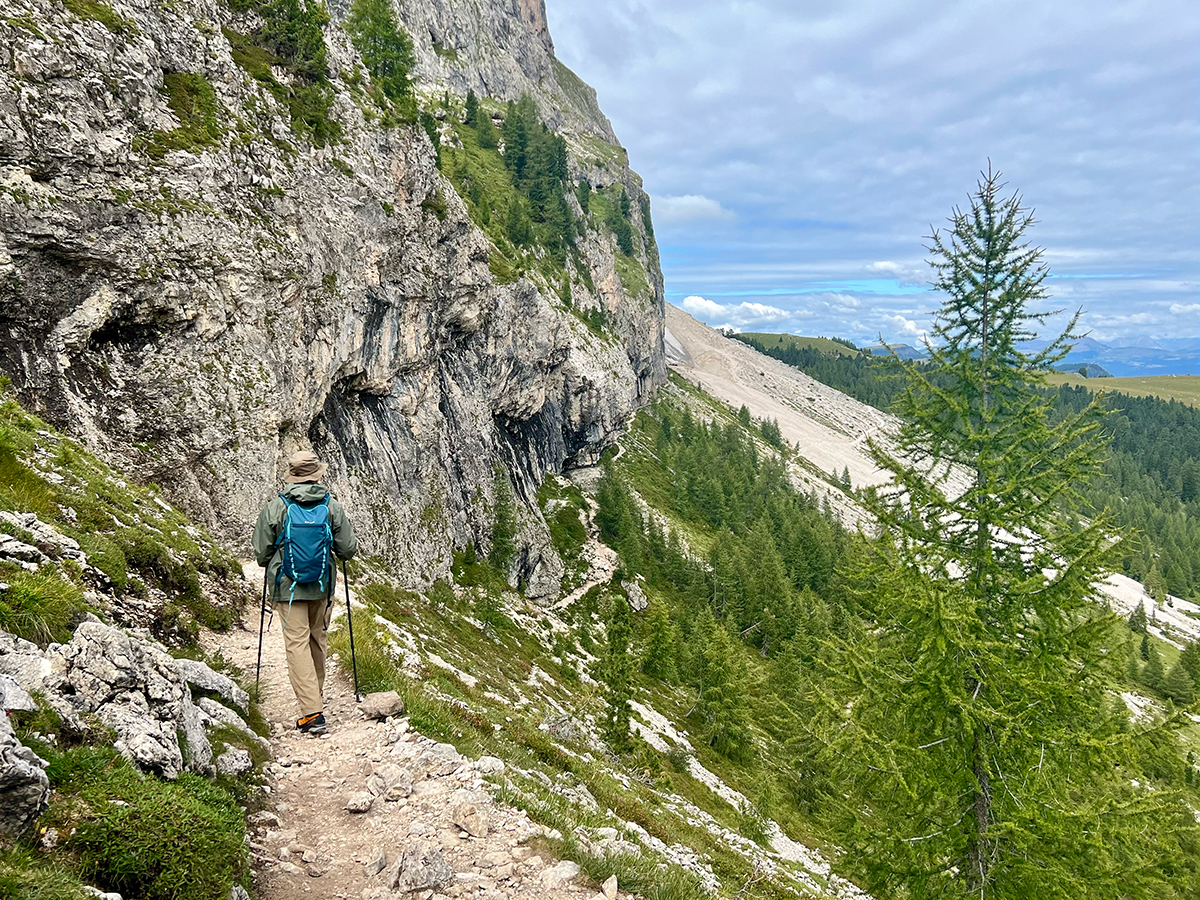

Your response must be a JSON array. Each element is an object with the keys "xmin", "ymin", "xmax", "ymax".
[
  {"xmin": 870, "ymin": 337, "xmax": 1199, "ymax": 375},
  {"xmin": 1037, "ymin": 337, "xmax": 1198, "ymax": 376}
]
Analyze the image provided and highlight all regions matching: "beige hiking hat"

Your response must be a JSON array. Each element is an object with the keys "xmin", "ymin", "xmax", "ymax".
[{"xmin": 284, "ymin": 450, "xmax": 328, "ymax": 483}]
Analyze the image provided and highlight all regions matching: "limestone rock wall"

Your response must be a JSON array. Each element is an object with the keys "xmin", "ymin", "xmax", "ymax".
[{"xmin": 0, "ymin": 0, "xmax": 666, "ymax": 596}]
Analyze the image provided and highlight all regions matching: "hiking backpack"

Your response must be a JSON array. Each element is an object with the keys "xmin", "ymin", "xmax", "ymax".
[{"xmin": 275, "ymin": 493, "xmax": 333, "ymax": 599}]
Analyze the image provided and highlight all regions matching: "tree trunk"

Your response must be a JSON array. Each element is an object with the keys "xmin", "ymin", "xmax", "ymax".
[{"xmin": 966, "ymin": 726, "xmax": 992, "ymax": 898}]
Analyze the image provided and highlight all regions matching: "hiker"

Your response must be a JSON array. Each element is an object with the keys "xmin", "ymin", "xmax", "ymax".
[{"xmin": 253, "ymin": 450, "xmax": 357, "ymax": 735}]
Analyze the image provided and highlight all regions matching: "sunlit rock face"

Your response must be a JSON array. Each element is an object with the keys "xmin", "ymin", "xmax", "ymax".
[{"xmin": 0, "ymin": 0, "xmax": 665, "ymax": 597}]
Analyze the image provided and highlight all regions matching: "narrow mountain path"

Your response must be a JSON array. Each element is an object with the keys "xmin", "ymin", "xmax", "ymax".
[{"xmin": 205, "ymin": 564, "xmax": 620, "ymax": 900}]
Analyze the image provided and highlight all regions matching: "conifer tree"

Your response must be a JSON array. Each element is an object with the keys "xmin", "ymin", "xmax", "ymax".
[
  {"xmin": 345, "ymin": 0, "xmax": 415, "ymax": 104},
  {"xmin": 601, "ymin": 588, "xmax": 634, "ymax": 751},
  {"xmin": 641, "ymin": 598, "xmax": 678, "ymax": 681},
  {"xmin": 692, "ymin": 608, "xmax": 754, "ymax": 761},
  {"xmin": 815, "ymin": 168, "xmax": 1195, "ymax": 899},
  {"xmin": 489, "ymin": 466, "xmax": 517, "ymax": 573},
  {"xmin": 1143, "ymin": 640, "xmax": 1165, "ymax": 691}
]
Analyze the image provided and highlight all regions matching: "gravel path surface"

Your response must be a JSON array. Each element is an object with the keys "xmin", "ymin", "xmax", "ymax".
[{"xmin": 209, "ymin": 564, "xmax": 619, "ymax": 900}]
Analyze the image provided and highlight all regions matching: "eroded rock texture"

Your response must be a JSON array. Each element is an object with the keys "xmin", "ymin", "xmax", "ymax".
[{"xmin": 0, "ymin": 0, "xmax": 665, "ymax": 597}]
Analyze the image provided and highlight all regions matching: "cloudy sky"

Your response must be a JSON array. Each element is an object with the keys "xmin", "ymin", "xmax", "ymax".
[{"xmin": 545, "ymin": 0, "xmax": 1199, "ymax": 347}]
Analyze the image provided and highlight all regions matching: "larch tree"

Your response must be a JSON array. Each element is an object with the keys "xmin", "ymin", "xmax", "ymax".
[
  {"xmin": 814, "ymin": 167, "xmax": 1197, "ymax": 899},
  {"xmin": 601, "ymin": 586, "xmax": 634, "ymax": 752}
]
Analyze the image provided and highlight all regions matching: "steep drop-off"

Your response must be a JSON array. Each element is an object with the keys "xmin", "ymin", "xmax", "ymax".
[{"xmin": 0, "ymin": 0, "xmax": 665, "ymax": 598}]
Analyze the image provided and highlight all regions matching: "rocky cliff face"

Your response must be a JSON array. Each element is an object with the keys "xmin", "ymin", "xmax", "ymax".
[{"xmin": 0, "ymin": 0, "xmax": 665, "ymax": 597}]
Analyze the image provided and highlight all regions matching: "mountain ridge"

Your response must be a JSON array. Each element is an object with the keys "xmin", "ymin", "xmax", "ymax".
[{"xmin": 0, "ymin": 0, "xmax": 665, "ymax": 598}]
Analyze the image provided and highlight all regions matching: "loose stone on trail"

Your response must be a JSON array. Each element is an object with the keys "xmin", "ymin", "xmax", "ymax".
[{"xmin": 359, "ymin": 691, "xmax": 405, "ymax": 720}]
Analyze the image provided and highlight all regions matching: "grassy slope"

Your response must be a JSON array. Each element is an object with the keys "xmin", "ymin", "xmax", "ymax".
[
  {"xmin": 737, "ymin": 333, "xmax": 863, "ymax": 357},
  {"xmin": 0, "ymin": 386, "xmax": 263, "ymax": 899},
  {"xmin": 329, "ymin": 372, "xmax": 1198, "ymax": 899},
  {"xmin": 0, "ymin": 386, "xmax": 247, "ymax": 644},
  {"xmin": 1044, "ymin": 372, "xmax": 1200, "ymax": 407}
]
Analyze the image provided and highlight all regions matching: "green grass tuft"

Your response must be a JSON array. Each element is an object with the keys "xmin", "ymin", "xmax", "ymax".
[
  {"xmin": 0, "ymin": 566, "xmax": 88, "ymax": 646},
  {"xmin": 63, "ymin": 0, "xmax": 136, "ymax": 35},
  {"xmin": 40, "ymin": 745, "xmax": 249, "ymax": 900},
  {"xmin": 0, "ymin": 847, "xmax": 93, "ymax": 900},
  {"xmin": 135, "ymin": 73, "xmax": 225, "ymax": 160}
]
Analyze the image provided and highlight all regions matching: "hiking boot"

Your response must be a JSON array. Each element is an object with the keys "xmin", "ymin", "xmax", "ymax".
[{"xmin": 297, "ymin": 712, "xmax": 327, "ymax": 734}]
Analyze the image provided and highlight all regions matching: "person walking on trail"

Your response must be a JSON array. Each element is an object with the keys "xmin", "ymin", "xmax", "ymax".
[{"xmin": 253, "ymin": 450, "xmax": 357, "ymax": 735}]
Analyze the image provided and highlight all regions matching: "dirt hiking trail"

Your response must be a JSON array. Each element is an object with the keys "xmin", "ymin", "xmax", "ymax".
[{"xmin": 210, "ymin": 562, "xmax": 623, "ymax": 900}]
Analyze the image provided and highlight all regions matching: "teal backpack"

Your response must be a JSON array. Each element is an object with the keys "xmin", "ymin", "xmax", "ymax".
[{"xmin": 274, "ymin": 494, "xmax": 333, "ymax": 601}]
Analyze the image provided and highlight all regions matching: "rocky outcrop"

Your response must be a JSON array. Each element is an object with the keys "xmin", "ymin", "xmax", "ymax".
[
  {"xmin": 0, "ymin": 712, "xmax": 49, "ymax": 837},
  {"xmin": 0, "ymin": 0, "xmax": 666, "ymax": 599},
  {"xmin": 0, "ymin": 622, "xmax": 264, "ymax": 780}
]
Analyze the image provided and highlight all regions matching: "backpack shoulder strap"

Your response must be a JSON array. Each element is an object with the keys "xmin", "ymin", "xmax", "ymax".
[{"xmin": 274, "ymin": 494, "xmax": 295, "ymax": 547}]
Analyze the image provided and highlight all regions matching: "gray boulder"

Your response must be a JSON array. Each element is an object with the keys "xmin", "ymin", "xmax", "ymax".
[
  {"xmin": 0, "ymin": 630, "xmax": 51, "ymax": 690},
  {"xmin": 0, "ymin": 713, "xmax": 49, "ymax": 837},
  {"xmin": 416, "ymin": 742, "xmax": 463, "ymax": 777},
  {"xmin": 216, "ymin": 748, "xmax": 253, "ymax": 777},
  {"xmin": 172, "ymin": 657, "xmax": 250, "ymax": 713},
  {"xmin": 359, "ymin": 690, "xmax": 405, "ymax": 720},
  {"xmin": 390, "ymin": 841, "xmax": 453, "ymax": 893},
  {"xmin": 50, "ymin": 623, "xmax": 213, "ymax": 778},
  {"xmin": 0, "ymin": 512, "xmax": 87, "ymax": 565},
  {"xmin": 0, "ymin": 673, "xmax": 36, "ymax": 712}
]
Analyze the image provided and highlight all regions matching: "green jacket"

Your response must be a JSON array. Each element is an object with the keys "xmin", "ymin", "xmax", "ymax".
[{"xmin": 253, "ymin": 482, "xmax": 357, "ymax": 603}]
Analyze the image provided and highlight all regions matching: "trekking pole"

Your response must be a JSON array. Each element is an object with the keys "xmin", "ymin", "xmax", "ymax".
[
  {"xmin": 342, "ymin": 559, "xmax": 360, "ymax": 702},
  {"xmin": 255, "ymin": 566, "xmax": 268, "ymax": 696}
]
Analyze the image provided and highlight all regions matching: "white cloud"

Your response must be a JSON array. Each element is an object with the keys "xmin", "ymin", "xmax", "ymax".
[
  {"xmin": 738, "ymin": 301, "xmax": 791, "ymax": 320},
  {"xmin": 1169, "ymin": 303, "xmax": 1200, "ymax": 315},
  {"xmin": 681, "ymin": 295, "xmax": 798, "ymax": 330},
  {"xmin": 866, "ymin": 260, "xmax": 925, "ymax": 286},
  {"xmin": 681, "ymin": 295, "xmax": 725, "ymax": 317},
  {"xmin": 653, "ymin": 195, "xmax": 735, "ymax": 224},
  {"xmin": 886, "ymin": 314, "xmax": 924, "ymax": 336}
]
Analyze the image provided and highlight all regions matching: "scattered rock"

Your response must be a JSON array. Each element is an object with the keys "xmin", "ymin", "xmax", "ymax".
[
  {"xmin": 602, "ymin": 873, "xmax": 619, "ymax": 899},
  {"xmin": 0, "ymin": 713, "xmax": 49, "ymax": 838},
  {"xmin": 474, "ymin": 755, "xmax": 505, "ymax": 774},
  {"xmin": 542, "ymin": 860, "xmax": 581, "ymax": 888},
  {"xmin": 384, "ymin": 779, "xmax": 413, "ymax": 801},
  {"xmin": 416, "ymin": 742, "xmax": 464, "ymax": 777},
  {"xmin": 365, "ymin": 848, "xmax": 387, "ymax": 876},
  {"xmin": 389, "ymin": 840, "xmax": 453, "ymax": 893},
  {"xmin": 249, "ymin": 810, "xmax": 279, "ymax": 828},
  {"xmin": 278, "ymin": 861, "xmax": 303, "ymax": 876},
  {"xmin": 0, "ymin": 673, "xmax": 36, "ymax": 712},
  {"xmin": 359, "ymin": 690, "xmax": 405, "ymax": 720},
  {"xmin": 623, "ymin": 577, "xmax": 648, "ymax": 612},
  {"xmin": 451, "ymin": 796, "xmax": 490, "ymax": 837},
  {"xmin": 345, "ymin": 791, "xmax": 374, "ymax": 813},
  {"xmin": 216, "ymin": 748, "xmax": 253, "ymax": 777}
]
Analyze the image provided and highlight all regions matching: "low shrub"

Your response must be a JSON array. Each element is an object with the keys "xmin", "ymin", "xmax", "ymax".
[{"xmin": 45, "ymin": 746, "xmax": 248, "ymax": 900}]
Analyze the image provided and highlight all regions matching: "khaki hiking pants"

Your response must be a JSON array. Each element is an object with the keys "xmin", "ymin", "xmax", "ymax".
[{"xmin": 275, "ymin": 598, "xmax": 332, "ymax": 717}]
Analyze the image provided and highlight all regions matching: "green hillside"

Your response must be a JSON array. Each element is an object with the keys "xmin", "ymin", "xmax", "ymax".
[
  {"xmin": 1045, "ymin": 372, "xmax": 1200, "ymax": 407},
  {"xmin": 326, "ymin": 371, "xmax": 1198, "ymax": 900},
  {"xmin": 736, "ymin": 333, "xmax": 863, "ymax": 357}
]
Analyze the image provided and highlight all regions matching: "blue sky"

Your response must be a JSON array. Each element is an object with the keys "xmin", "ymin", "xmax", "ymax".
[{"xmin": 545, "ymin": 0, "xmax": 1200, "ymax": 347}]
